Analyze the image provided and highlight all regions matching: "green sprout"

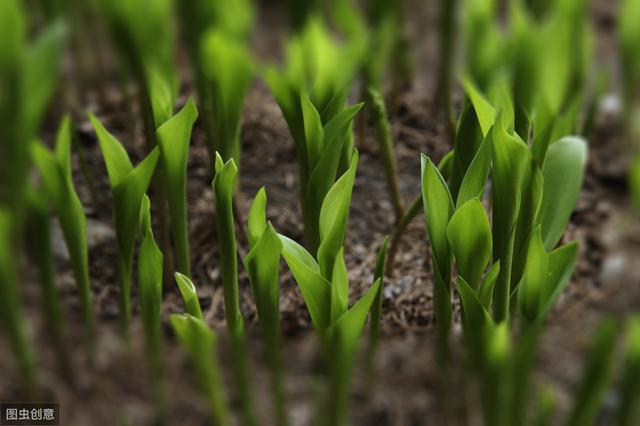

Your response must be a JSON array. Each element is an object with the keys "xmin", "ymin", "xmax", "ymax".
[
  {"xmin": 176, "ymin": 0, "xmax": 253, "ymax": 168},
  {"xmin": 0, "ymin": 208, "xmax": 37, "ymax": 395},
  {"xmin": 266, "ymin": 18, "xmax": 364, "ymax": 251},
  {"xmin": 170, "ymin": 314, "xmax": 228, "ymax": 426},
  {"xmin": 101, "ymin": 0, "xmax": 179, "ymax": 285},
  {"xmin": 31, "ymin": 116, "xmax": 95, "ymax": 343},
  {"xmin": 212, "ymin": 153, "xmax": 257, "ymax": 426},
  {"xmin": 278, "ymin": 151, "xmax": 381, "ymax": 424},
  {"xmin": 90, "ymin": 114, "xmax": 160, "ymax": 335},
  {"xmin": 243, "ymin": 188, "xmax": 288, "ymax": 426},
  {"xmin": 157, "ymin": 98, "xmax": 198, "ymax": 276},
  {"xmin": 199, "ymin": 29, "xmax": 254, "ymax": 167},
  {"xmin": 138, "ymin": 195, "xmax": 166, "ymax": 417}
]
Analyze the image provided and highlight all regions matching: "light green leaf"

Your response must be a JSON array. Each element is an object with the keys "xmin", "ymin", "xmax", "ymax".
[
  {"xmin": 247, "ymin": 187, "xmax": 267, "ymax": 249},
  {"xmin": 175, "ymin": 272, "xmax": 203, "ymax": 320},
  {"xmin": 317, "ymin": 151, "xmax": 358, "ymax": 279},
  {"xmin": 462, "ymin": 77, "xmax": 496, "ymax": 137},
  {"xmin": 478, "ymin": 261, "xmax": 500, "ymax": 309},
  {"xmin": 138, "ymin": 195, "xmax": 163, "ymax": 344},
  {"xmin": 89, "ymin": 113, "xmax": 133, "ymax": 187},
  {"xmin": 457, "ymin": 135, "xmax": 492, "ymax": 207},
  {"xmin": 539, "ymin": 136, "xmax": 587, "ymax": 250},
  {"xmin": 447, "ymin": 199, "xmax": 492, "ymax": 289}
]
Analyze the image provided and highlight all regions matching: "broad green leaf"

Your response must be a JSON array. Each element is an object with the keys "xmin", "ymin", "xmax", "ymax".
[
  {"xmin": 170, "ymin": 314, "xmax": 228, "ymax": 425},
  {"xmin": 462, "ymin": 77, "xmax": 496, "ymax": 137},
  {"xmin": 175, "ymin": 272, "xmax": 203, "ymax": 320},
  {"xmin": 280, "ymin": 235, "xmax": 331, "ymax": 332},
  {"xmin": 317, "ymin": 151, "xmax": 358, "ymax": 279},
  {"xmin": 540, "ymin": 241, "xmax": 578, "ymax": 316},
  {"xmin": 539, "ymin": 137, "xmax": 587, "ymax": 250},
  {"xmin": 157, "ymin": 97, "xmax": 198, "ymax": 275},
  {"xmin": 457, "ymin": 135, "xmax": 492, "ymax": 207},
  {"xmin": 517, "ymin": 226, "xmax": 548, "ymax": 322},
  {"xmin": 566, "ymin": 317, "xmax": 618, "ymax": 426},
  {"xmin": 89, "ymin": 113, "xmax": 133, "ymax": 187},
  {"xmin": 421, "ymin": 155, "xmax": 455, "ymax": 275},
  {"xmin": 447, "ymin": 199, "xmax": 492, "ymax": 289}
]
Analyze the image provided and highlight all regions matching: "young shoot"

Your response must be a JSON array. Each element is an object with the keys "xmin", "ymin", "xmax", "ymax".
[
  {"xmin": 243, "ymin": 188, "xmax": 287, "ymax": 426},
  {"xmin": 138, "ymin": 195, "xmax": 166, "ymax": 416},
  {"xmin": 266, "ymin": 18, "xmax": 364, "ymax": 251},
  {"xmin": 199, "ymin": 30, "xmax": 253, "ymax": 168},
  {"xmin": 170, "ymin": 314, "xmax": 228, "ymax": 426},
  {"xmin": 90, "ymin": 114, "xmax": 160, "ymax": 335},
  {"xmin": 278, "ymin": 151, "xmax": 381, "ymax": 424},
  {"xmin": 212, "ymin": 153, "xmax": 257, "ymax": 426},
  {"xmin": 157, "ymin": 98, "xmax": 198, "ymax": 276},
  {"xmin": 31, "ymin": 116, "xmax": 95, "ymax": 343}
]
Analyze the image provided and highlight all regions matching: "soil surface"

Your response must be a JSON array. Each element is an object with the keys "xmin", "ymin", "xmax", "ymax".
[{"xmin": 1, "ymin": 1, "xmax": 639, "ymax": 426}]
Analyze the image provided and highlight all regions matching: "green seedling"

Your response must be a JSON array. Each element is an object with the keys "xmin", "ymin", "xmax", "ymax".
[
  {"xmin": 157, "ymin": 98, "xmax": 198, "ymax": 276},
  {"xmin": 0, "ymin": 209, "xmax": 37, "ymax": 395},
  {"xmin": 366, "ymin": 237, "xmax": 388, "ymax": 380},
  {"xmin": 31, "ymin": 116, "xmax": 95, "ymax": 342},
  {"xmin": 200, "ymin": 30, "xmax": 253, "ymax": 167},
  {"xmin": 616, "ymin": 316, "xmax": 640, "ymax": 426},
  {"xmin": 26, "ymin": 189, "xmax": 71, "ymax": 380},
  {"xmin": 212, "ymin": 153, "xmax": 257, "ymax": 426},
  {"xmin": 171, "ymin": 314, "xmax": 228, "ymax": 426},
  {"xmin": 90, "ymin": 114, "xmax": 160, "ymax": 335},
  {"xmin": 566, "ymin": 317, "xmax": 618, "ymax": 426},
  {"xmin": 176, "ymin": 0, "xmax": 253, "ymax": 168},
  {"xmin": 101, "ymin": 0, "xmax": 179, "ymax": 287},
  {"xmin": 279, "ymin": 152, "xmax": 381, "ymax": 425},
  {"xmin": 266, "ymin": 18, "xmax": 364, "ymax": 251},
  {"xmin": 138, "ymin": 195, "xmax": 165, "ymax": 416},
  {"xmin": 243, "ymin": 188, "xmax": 287, "ymax": 426}
]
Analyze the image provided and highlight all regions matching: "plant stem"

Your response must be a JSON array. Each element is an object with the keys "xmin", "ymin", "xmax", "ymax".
[
  {"xmin": 367, "ymin": 88, "xmax": 405, "ymax": 222},
  {"xmin": 386, "ymin": 194, "xmax": 422, "ymax": 276}
]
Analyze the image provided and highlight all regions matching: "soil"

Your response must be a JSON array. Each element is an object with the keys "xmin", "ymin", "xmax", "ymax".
[{"xmin": 1, "ymin": 1, "xmax": 639, "ymax": 426}]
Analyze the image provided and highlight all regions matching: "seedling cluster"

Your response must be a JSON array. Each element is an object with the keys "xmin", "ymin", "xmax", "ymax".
[{"xmin": 1, "ymin": 0, "xmax": 639, "ymax": 425}]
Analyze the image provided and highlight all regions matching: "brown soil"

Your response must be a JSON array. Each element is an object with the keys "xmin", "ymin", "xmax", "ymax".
[{"xmin": 1, "ymin": 2, "xmax": 639, "ymax": 426}]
